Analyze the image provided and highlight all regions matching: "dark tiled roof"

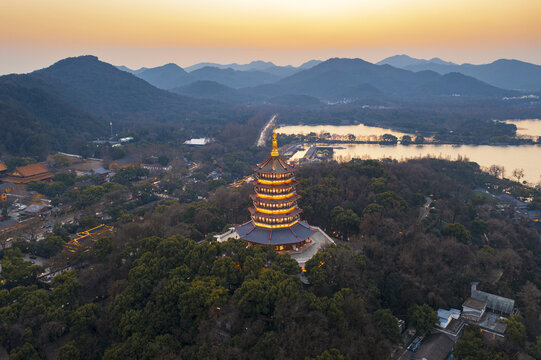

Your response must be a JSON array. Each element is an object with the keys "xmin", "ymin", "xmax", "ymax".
[
  {"xmin": 463, "ymin": 297, "xmax": 486, "ymax": 310},
  {"xmin": 253, "ymin": 156, "xmax": 296, "ymax": 174},
  {"xmin": 92, "ymin": 167, "xmax": 111, "ymax": 175},
  {"xmin": 413, "ymin": 333, "xmax": 454, "ymax": 360},
  {"xmin": 13, "ymin": 163, "xmax": 50, "ymax": 177},
  {"xmin": 236, "ymin": 220, "xmax": 316, "ymax": 245}
]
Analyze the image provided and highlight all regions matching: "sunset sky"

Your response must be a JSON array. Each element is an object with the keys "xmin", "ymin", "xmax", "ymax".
[{"xmin": 1, "ymin": 0, "xmax": 540, "ymax": 74}]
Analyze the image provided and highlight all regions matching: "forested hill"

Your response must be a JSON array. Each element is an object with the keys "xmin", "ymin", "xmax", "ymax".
[
  {"xmin": 33, "ymin": 56, "xmax": 237, "ymax": 120},
  {"xmin": 0, "ymin": 73, "xmax": 107, "ymax": 157},
  {"xmin": 0, "ymin": 56, "xmax": 253, "ymax": 158},
  {"xmin": 1, "ymin": 159, "xmax": 539, "ymax": 359}
]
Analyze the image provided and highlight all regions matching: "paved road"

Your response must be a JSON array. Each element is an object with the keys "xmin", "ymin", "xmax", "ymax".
[
  {"xmin": 256, "ymin": 114, "xmax": 277, "ymax": 147},
  {"xmin": 418, "ymin": 196, "xmax": 433, "ymax": 221}
]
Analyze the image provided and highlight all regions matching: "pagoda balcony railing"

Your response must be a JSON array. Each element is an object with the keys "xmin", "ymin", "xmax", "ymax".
[
  {"xmin": 253, "ymin": 205, "xmax": 299, "ymax": 215},
  {"xmin": 256, "ymin": 177, "xmax": 294, "ymax": 185},
  {"xmin": 253, "ymin": 200, "xmax": 297, "ymax": 210},
  {"xmin": 254, "ymin": 180, "xmax": 298, "ymax": 190},
  {"xmin": 250, "ymin": 193, "xmax": 300, "ymax": 204},
  {"xmin": 250, "ymin": 207, "xmax": 302, "ymax": 220},
  {"xmin": 256, "ymin": 171, "xmax": 294, "ymax": 180},
  {"xmin": 254, "ymin": 190, "xmax": 297, "ymax": 199}
]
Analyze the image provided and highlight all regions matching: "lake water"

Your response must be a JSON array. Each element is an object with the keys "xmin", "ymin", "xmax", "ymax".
[
  {"xmin": 504, "ymin": 119, "xmax": 541, "ymax": 138},
  {"xmin": 280, "ymin": 122, "xmax": 541, "ymax": 185}
]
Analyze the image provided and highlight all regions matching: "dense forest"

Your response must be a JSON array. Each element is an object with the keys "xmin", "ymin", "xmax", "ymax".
[{"xmin": 1, "ymin": 158, "xmax": 540, "ymax": 359}]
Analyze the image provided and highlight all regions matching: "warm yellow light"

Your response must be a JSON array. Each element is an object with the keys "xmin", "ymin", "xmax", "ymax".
[
  {"xmin": 254, "ymin": 206, "xmax": 297, "ymax": 214},
  {"xmin": 257, "ymin": 178, "xmax": 292, "ymax": 185},
  {"xmin": 257, "ymin": 192, "xmax": 295, "ymax": 200},
  {"xmin": 253, "ymin": 220, "xmax": 299, "ymax": 229}
]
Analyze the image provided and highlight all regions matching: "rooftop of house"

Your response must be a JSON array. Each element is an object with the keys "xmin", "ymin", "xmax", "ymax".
[
  {"xmin": 91, "ymin": 167, "xmax": 112, "ymax": 175},
  {"xmin": 476, "ymin": 311, "xmax": 508, "ymax": 335},
  {"xmin": 463, "ymin": 297, "xmax": 487, "ymax": 311},
  {"xmin": 0, "ymin": 162, "xmax": 6, "ymax": 172},
  {"xmin": 413, "ymin": 333, "xmax": 454, "ymax": 360},
  {"xmin": 471, "ymin": 284, "xmax": 515, "ymax": 314},
  {"xmin": 12, "ymin": 163, "xmax": 51, "ymax": 177}
]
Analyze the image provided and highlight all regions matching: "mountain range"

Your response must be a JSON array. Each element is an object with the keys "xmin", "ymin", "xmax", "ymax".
[
  {"xmin": 117, "ymin": 60, "xmax": 323, "ymax": 90},
  {"xmin": 116, "ymin": 56, "xmax": 541, "ymax": 103},
  {"xmin": 234, "ymin": 58, "xmax": 516, "ymax": 103},
  {"xmin": 378, "ymin": 55, "xmax": 541, "ymax": 92},
  {"xmin": 1, "ymin": 54, "xmax": 540, "ymax": 157}
]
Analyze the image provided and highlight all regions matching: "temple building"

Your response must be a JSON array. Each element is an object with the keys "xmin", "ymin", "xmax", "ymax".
[
  {"xmin": 235, "ymin": 130, "xmax": 316, "ymax": 250},
  {"xmin": 2, "ymin": 163, "xmax": 53, "ymax": 184}
]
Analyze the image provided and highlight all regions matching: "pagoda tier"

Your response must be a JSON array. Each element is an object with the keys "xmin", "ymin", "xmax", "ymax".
[{"xmin": 236, "ymin": 129, "xmax": 315, "ymax": 249}]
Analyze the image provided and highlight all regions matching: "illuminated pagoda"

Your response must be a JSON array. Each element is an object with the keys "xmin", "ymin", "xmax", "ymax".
[{"xmin": 236, "ymin": 129, "xmax": 316, "ymax": 250}]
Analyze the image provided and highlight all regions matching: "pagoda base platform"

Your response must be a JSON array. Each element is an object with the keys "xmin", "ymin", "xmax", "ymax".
[
  {"xmin": 235, "ymin": 220, "xmax": 316, "ymax": 250},
  {"xmin": 214, "ymin": 224, "xmax": 335, "ymax": 264}
]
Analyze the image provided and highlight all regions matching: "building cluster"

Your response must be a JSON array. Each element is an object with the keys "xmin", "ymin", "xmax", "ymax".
[{"xmin": 405, "ymin": 282, "xmax": 516, "ymax": 360}]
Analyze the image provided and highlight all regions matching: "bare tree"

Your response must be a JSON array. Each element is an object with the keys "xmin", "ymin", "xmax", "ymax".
[
  {"xmin": 512, "ymin": 168, "xmax": 525, "ymax": 183},
  {"xmin": 488, "ymin": 165, "xmax": 505, "ymax": 179}
]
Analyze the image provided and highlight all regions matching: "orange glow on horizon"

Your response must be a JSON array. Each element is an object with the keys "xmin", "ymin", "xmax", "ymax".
[
  {"xmin": 1, "ymin": 0, "xmax": 541, "ymax": 74},
  {"xmin": 2, "ymin": 0, "xmax": 540, "ymax": 50}
]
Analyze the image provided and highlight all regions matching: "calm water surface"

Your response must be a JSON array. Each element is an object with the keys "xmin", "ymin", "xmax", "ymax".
[
  {"xmin": 280, "ymin": 123, "xmax": 541, "ymax": 185},
  {"xmin": 329, "ymin": 144, "xmax": 541, "ymax": 184},
  {"xmin": 504, "ymin": 119, "xmax": 541, "ymax": 138}
]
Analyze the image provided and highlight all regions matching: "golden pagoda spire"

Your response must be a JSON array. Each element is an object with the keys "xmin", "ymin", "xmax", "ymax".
[{"xmin": 271, "ymin": 125, "xmax": 279, "ymax": 157}]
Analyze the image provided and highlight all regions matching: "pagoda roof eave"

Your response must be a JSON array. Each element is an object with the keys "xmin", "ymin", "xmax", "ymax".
[
  {"xmin": 253, "ymin": 156, "xmax": 296, "ymax": 174},
  {"xmin": 236, "ymin": 220, "xmax": 316, "ymax": 246}
]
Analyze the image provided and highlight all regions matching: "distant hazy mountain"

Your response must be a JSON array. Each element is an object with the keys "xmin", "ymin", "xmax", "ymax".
[
  {"xmin": 116, "ymin": 65, "xmax": 148, "ymax": 75},
  {"xmin": 379, "ymin": 55, "xmax": 541, "ymax": 92},
  {"xmin": 136, "ymin": 63, "xmax": 191, "ymax": 90},
  {"xmin": 416, "ymin": 72, "xmax": 512, "ymax": 97},
  {"xmin": 172, "ymin": 80, "xmax": 246, "ymax": 103},
  {"xmin": 117, "ymin": 59, "xmax": 324, "ymax": 90},
  {"xmin": 378, "ymin": 54, "xmax": 456, "ymax": 68},
  {"xmin": 187, "ymin": 66, "xmax": 280, "ymax": 89},
  {"xmin": 246, "ymin": 58, "xmax": 516, "ymax": 101},
  {"xmin": 184, "ymin": 60, "xmax": 275, "ymax": 72},
  {"xmin": 184, "ymin": 59, "xmax": 321, "ymax": 73}
]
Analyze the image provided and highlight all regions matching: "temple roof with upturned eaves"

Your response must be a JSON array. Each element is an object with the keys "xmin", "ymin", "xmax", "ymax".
[
  {"xmin": 236, "ymin": 220, "xmax": 316, "ymax": 245},
  {"xmin": 253, "ymin": 155, "xmax": 296, "ymax": 174}
]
